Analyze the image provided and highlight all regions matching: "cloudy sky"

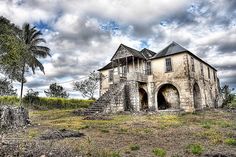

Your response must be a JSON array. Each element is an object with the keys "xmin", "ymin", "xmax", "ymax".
[{"xmin": 0, "ymin": 0, "xmax": 236, "ymax": 98}]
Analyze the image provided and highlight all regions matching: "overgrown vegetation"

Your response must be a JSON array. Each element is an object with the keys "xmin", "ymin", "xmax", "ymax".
[
  {"xmin": 222, "ymin": 85, "xmax": 235, "ymax": 108},
  {"xmin": 224, "ymin": 138, "xmax": 236, "ymax": 146},
  {"xmin": 1, "ymin": 109, "xmax": 236, "ymax": 156},
  {"xmin": 186, "ymin": 143, "xmax": 204, "ymax": 155},
  {"xmin": 152, "ymin": 148, "xmax": 166, "ymax": 157},
  {"xmin": 0, "ymin": 96, "xmax": 93, "ymax": 109}
]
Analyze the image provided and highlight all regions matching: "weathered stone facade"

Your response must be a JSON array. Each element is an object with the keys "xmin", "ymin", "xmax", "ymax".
[{"xmin": 85, "ymin": 42, "xmax": 222, "ymax": 115}]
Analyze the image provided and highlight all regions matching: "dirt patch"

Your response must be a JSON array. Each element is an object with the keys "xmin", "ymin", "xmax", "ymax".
[
  {"xmin": 39, "ymin": 129, "xmax": 85, "ymax": 140},
  {"xmin": 203, "ymin": 153, "xmax": 236, "ymax": 157}
]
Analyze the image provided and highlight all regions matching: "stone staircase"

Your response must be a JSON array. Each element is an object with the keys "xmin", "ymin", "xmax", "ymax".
[{"xmin": 83, "ymin": 82, "xmax": 126, "ymax": 115}]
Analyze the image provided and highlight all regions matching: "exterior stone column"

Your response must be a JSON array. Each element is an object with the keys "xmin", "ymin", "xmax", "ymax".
[{"xmin": 148, "ymin": 82, "xmax": 156, "ymax": 111}]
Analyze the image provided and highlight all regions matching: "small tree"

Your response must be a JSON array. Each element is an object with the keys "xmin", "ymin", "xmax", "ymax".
[
  {"xmin": 44, "ymin": 83, "xmax": 69, "ymax": 98},
  {"xmin": 0, "ymin": 78, "xmax": 17, "ymax": 96},
  {"xmin": 23, "ymin": 89, "xmax": 39, "ymax": 104},
  {"xmin": 73, "ymin": 71, "xmax": 100, "ymax": 100},
  {"xmin": 222, "ymin": 85, "xmax": 235, "ymax": 107}
]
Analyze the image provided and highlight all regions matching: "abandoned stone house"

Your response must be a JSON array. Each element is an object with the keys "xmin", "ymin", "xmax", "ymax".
[{"xmin": 84, "ymin": 42, "xmax": 221, "ymax": 115}]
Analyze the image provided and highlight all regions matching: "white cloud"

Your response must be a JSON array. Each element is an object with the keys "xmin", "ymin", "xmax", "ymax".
[{"xmin": 1, "ymin": 0, "xmax": 236, "ymax": 97}]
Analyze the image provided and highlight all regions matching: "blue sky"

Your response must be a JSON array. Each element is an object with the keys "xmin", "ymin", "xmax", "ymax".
[{"xmin": 0, "ymin": 0, "xmax": 236, "ymax": 97}]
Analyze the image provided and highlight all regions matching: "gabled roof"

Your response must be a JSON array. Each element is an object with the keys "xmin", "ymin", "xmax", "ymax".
[
  {"xmin": 152, "ymin": 41, "xmax": 189, "ymax": 59},
  {"xmin": 98, "ymin": 62, "xmax": 112, "ymax": 71},
  {"xmin": 140, "ymin": 48, "xmax": 156, "ymax": 59},
  {"xmin": 151, "ymin": 41, "xmax": 217, "ymax": 71},
  {"xmin": 110, "ymin": 44, "xmax": 145, "ymax": 61},
  {"xmin": 98, "ymin": 41, "xmax": 217, "ymax": 71}
]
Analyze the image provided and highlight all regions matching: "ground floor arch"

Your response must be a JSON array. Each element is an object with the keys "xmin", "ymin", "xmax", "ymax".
[
  {"xmin": 193, "ymin": 83, "xmax": 202, "ymax": 109},
  {"xmin": 139, "ymin": 88, "xmax": 148, "ymax": 110},
  {"xmin": 157, "ymin": 84, "xmax": 180, "ymax": 110}
]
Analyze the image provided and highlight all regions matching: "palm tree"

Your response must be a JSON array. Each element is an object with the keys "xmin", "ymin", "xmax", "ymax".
[{"xmin": 19, "ymin": 23, "xmax": 51, "ymax": 104}]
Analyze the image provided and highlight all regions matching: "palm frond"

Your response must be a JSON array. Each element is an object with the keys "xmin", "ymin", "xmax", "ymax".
[
  {"xmin": 30, "ymin": 31, "xmax": 42, "ymax": 41},
  {"xmin": 30, "ymin": 46, "xmax": 51, "ymax": 57},
  {"xmin": 31, "ymin": 38, "xmax": 46, "ymax": 45}
]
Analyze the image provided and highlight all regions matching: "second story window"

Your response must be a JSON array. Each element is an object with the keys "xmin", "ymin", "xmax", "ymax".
[
  {"xmin": 146, "ymin": 62, "xmax": 152, "ymax": 75},
  {"xmin": 191, "ymin": 57, "xmax": 195, "ymax": 72},
  {"xmin": 165, "ymin": 58, "xmax": 172, "ymax": 72},
  {"xmin": 108, "ymin": 69, "xmax": 113, "ymax": 82},
  {"xmin": 214, "ymin": 71, "xmax": 216, "ymax": 81},
  {"xmin": 200, "ymin": 63, "xmax": 204, "ymax": 76},
  {"xmin": 208, "ymin": 67, "xmax": 210, "ymax": 79}
]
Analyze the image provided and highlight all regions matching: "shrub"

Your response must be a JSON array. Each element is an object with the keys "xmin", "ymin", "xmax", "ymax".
[
  {"xmin": 152, "ymin": 148, "xmax": 166, "ymax": 157},
  {"xmin": 0, "ymin": 96, "xmax": 19, "ymax": 106},
  {"xmin": 186, "ymin": 143, "xmax": 204, "ymax": 155},
  {"xmin": 0, "ymin": 96, "xmax": 94, "ymax": 110},
  {"xmin": 130, "ymin": 144, "xmax": 140, "ymax": 151},
  {"xmin": 224, "ymin": 138, "xmax": 236, "ymax": 146}
]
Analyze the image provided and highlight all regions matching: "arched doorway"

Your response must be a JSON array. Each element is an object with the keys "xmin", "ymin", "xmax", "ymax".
[
  {"xmin": 157, "ymin": 84, "xmax": 180, "ymax": 110},
  {"xmin": 139, "ymin": 88, "xmax": 148, "ymax": 110},
  {"xmin": 193, "ymin": 83, "xmax": 202, "ymax": 109}
]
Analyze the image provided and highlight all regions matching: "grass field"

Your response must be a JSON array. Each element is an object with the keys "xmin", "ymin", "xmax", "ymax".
[{"xmin": 2, "ymin": 109, "xmax": 236, "ymax": 156}]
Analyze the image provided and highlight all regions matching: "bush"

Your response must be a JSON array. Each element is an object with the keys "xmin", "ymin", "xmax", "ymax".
[
  {"xmin": 224, "ymin": 138, "xmax": 236, "ymax": 146},
  {"xmin": 0, "ymin": 96, "xmax": 94, "ymax": 110},
  {"xmin": 152, "ymin": 148, "xmax": 166, "ymax": 157},
  {"xmin": 0, "ymin": 96, "xmax": 19, "ymax": 106},
  {"xmin": 130, "ymin": 144, "xmax": 140, "ymax": 151},
  {"xmin": 186, "ymin": 143, "xmax": 204, "ymax": 155}
]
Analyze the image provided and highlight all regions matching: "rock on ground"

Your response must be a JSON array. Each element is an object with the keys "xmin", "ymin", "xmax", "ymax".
[
  {"xmin": 0, "ymin": 106, "xmax": 29, "ymax": 129},
  {"xmin": 39, "ymin": 129, "xmax": 85, "ymax": 140}
]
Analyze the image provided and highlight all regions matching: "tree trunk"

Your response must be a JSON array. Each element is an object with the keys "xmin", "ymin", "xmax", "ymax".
[{"xmin": 20, "ymin": 64, "xmax": 25, "ymax": 105}]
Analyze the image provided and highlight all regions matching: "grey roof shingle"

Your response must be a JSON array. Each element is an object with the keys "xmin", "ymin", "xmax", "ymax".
[
  {"xmin": 98, "ymin": 41, "xmax": 217, "ymax": 71},
  {"xmin": 120, "ymin": 44, "xmax": 146, "ymax": 59},
  {"xmin": 152, "ymin": 41, "xmax": 189, "ymax": 59},
  {"xmin": 141, "ymin": 48, "xmax": 156, "ymax": 59}
]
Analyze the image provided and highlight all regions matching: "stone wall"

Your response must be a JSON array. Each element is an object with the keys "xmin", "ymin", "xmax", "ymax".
[{"xmin": 0, "ymin": 106, "xmax": 29, "ymax": 129}]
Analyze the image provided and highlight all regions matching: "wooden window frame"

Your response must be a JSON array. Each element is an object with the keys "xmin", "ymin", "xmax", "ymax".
[{"xmin": 165, "ymin": 58, "xmax": 172, "ymax": 72}]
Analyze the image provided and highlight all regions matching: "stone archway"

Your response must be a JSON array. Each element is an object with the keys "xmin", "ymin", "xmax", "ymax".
[
  {"xmin": 139, "ymin": 88, "xmax": 148, "ymax": 110},
  {"xmin": 157, "ymin": 84, "xmax": 180, "ymax": 110},
  {"xmin": 193, "ymin": 83, "xmax": 202, "ymax": 109}
]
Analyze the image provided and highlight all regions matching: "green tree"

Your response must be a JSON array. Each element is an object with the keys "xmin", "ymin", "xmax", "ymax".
[
  {"xmin": 0, "ymin": 16, "xmax": 25, "ymax": 81},
  {"xmin": 44, "ymin": 83, "xmax": 69, "ymax": 98},
  {"xmin": 222, "ymin": 85, "xmax": 234, "ymax": 107},
  {"xmin": 23, "ymin": 89, "xmax": 39, "ymax": 104},
  {"xmin": 19, "ymin": 23, "xmax": 50, "ymax": 103},
  {"xmin": 0, "ymin": 16, "xmax": 51, "ymax": 104},
  {"xmin": 0, "ymin": 78, "xmax": 17, "ymax": 96},
  {"xmin": 73, "ymin": 71, "xmax": 100, "ymax": 100}
]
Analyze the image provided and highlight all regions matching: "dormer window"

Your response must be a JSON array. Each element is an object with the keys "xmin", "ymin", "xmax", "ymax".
[{"xmin": 165, "ymin": 58, "xmax": 172, "ymax": 72}]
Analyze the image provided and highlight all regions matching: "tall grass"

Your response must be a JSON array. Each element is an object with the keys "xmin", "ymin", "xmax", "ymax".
[{"xmin": 0, "ymin": 96, "xmax": 94, "ymax": 110}]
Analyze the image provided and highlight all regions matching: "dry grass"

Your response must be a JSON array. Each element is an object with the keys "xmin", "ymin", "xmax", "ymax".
[{"xmin": 3, "ymin": 109, "xmax": 236, "ymax": 156}]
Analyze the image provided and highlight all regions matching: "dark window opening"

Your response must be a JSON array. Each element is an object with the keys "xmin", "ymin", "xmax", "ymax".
[
  {"xmin": 208, "ymin": 67, "xmax": 210, "ymax": 79},
  {"xmin": 200, "ymin": 63, "xmax": 204, "ymax": 76},
  {"xmin": 214, "ymin": 71, "xmax": 216, "ymax": 81},
  {"xmin": 108, "ymin": 70, "xmax": 113, "ymax": 82},
  {"xmin": 146, "ymin": 62, "xmax": 152, "ymax": 75},
  {"xmin": 165, "ymin": 58, "xmax": 172, "ymax": 72},
  {"xmin": 191, "ymin": 57, "xmax": 195, "ymax": 72}
]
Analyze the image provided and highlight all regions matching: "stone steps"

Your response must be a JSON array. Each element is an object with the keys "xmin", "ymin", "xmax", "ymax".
[{"xmin": 83, "ymin": 82, "xmax": 125, "ymax": 115}]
